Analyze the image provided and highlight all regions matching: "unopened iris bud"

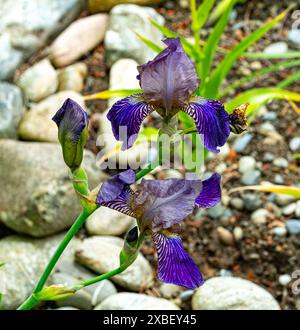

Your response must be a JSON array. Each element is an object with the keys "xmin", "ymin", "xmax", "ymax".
[
  {"xmin": 34, "ymin": 284, "xmax": 76, "ymax": 301},
  {"xmin": 52, "ymin": 98, "xmax": 88, "ymax": 171},
  {"xmin": 229, "ymin": 103, "xmax": 248, "ymax": 134},
  {"xmin": 119, "ymin": 226, "xmax": 140, "ymax": 267}
]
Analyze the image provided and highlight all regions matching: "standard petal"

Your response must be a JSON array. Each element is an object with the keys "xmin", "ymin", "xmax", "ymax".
[
  {"xmin": 184, "ymin": 97, "xmax": 230, "ymax": 153},
  {"xmin": 107, "ymin": 94, "xmax": 153, "ymax": 150},
  {"xmin": 96, "ymin": 169, "xmax": 136, "ymax": 203},
  {"xmin": 195, "ymin": 173, "xmax": 221, "ymax": 208},
  {"xmin": 131, "ymin": 179, "xmax": 202, "ymax": 231},
  {"xmin": 153, "ymin": 232, "xmax": 204, "ymax": 289},
  {"xmin": 138, "ymin": 38, "xmax": 198, "ymax": 116}
]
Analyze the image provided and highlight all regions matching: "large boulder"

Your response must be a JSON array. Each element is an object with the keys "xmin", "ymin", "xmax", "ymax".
[
  {"xmin": 104, "ymin": 4, "xmax": 164, "ymax": 66},
  {"xmin": 0, "ymin": 0, "xmax": 83, "ymax": 80},
  {"xmin": 0, "ymin": 140, "xmax": 106, "ymax": 237}
]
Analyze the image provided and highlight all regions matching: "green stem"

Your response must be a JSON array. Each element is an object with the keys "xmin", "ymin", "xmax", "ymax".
[{"xmin": 190, "ymin": 0, "xmax": 200, "ymax": 53}]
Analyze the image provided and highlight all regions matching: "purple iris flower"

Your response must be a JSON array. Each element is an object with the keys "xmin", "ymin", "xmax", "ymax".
[
  {"xmin": 107, "ymin": 38, "xmax": 230, "ymax": 152},
  {"xmin": 96, "ymin": 170, "xmax": 221, "ymax": 289}
]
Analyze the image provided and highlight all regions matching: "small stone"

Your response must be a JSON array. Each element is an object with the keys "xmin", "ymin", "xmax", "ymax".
[
  {"xmin": 17, "ymin": 59, "xmax": 58, "ymax": 102},
  {"xmin": 275, "ymin": 194, "xmax": 297, "ymax": 206},
  {"xmin": 215, "ymin": 162, "xmax": 227, "ymax": 174},
  {"xmin": 259, "ymin": 122, "xmax": 276, "ymax": 134},
  {"xmin": 89, "ymin": 280, "xmax": 117, "ymax": 306},
  {"xmin": 286, "ymin": 219, "xmax": 300, "ymax": 235},
  {"xmin": 250, "ymin": 61, "xmax": 262, "ymax": 70},
  {"xmin": 87, "ymin": 0, "xmax": 165, "ymax": 12},
  {"xmin": 179, "ymin": 0, "xmax": 189, "ymax": 9},
  {"xmin": 263, "ymin": 152, "xmax": 275, "ymax": 162},
  {"xmin": 159, "ymin": 283, "xmax": 182, "ymax": 299},
  {"xmin": 278, "ymin": 274, "xmax": 291, "ymax": 287},
  {"xmin": 238, "ymin": 156, "xmax": 256, "ymax": 174},
  {"xmin": 219, "ymin": 269, "xmax": 232, "ymax": 277},
  {"xmin": 243, "ymin": 193, "xmax": 262, "ymax": 211},
  {"xmin": 272, "ymin": 226, "xmax": 287, "ymax": 237},
  {"xmin": 262, "ymin": 111, "xmax": 277, "ymax": 121},
  {"xmin": 289, "ymin": 137, "xmax": 300, "ymax": 151},
  {"xmin": 0, "ymin": 83, "xmax": 24, "ymax": 139},
  {"xmin": 241, "ymin": 170, "xmax": 261, "ymax": 185},
  {"xmin": 218, "ymin": 143, "xmax": 230, "ymax": 159},
  {"xmin": 273, "ymin": 157, "xmax": 288, "ymax": 169},
  {"xmin": 86, "ymin": 207, "xmax": 133, "ymax": 236},
  {"xmin": 163, "ymin": 169, "xmax": 183, "ymax": 179},
  {"xmin": 251, "ymin": 208, "xmax": 269, "ymax": 225},
  {"xmin": 233, "ymin": 227, "xmax": 244, "ymax": 241},
  {"xmin": 95, "ymin": 293, "xmax": 180, "ymax": 310},
  {"xmin": 233, "ymin": 133, "xmax": 253, "ymax": 153},
  {"xmin": 295, "ymin": 201, "xmax": 300, "ymax": 218},
  {"xmin": 230, "ymin": 198, "xmax": 244, "ymax": 210},
  {"xmin": 263, "ymin": 42, "xmax": 288, "ymax": 54},
  {"xmin": 282, "ymin": 203, "xmax": 296, "ymax": 216},
  {"xmin": 192, "ymin": 277, "xmax": 280, "ymax": 310},
  {"xmin": 208, "ymin": 204, "xmax": 225, "ymax": 219},
  {"xmin": 288, "ymin": 29, "xmax": 300, "ymax": 44},
  {"xmin": 57, "ymin": 62, "xmax": 87, "ymax": 92},
  {"xmin": 55, "ymin": 307, "xmax": 80, "ymax": 310},
  {"xmin": 274, "ymin": 174, "xmax": 284, "ymax": 184},
  {"xmin": 179, "ymin": 290, "xmax": 194, "ymax": 302},
  {"xmin": 50, "ymin": 14, "xmax": 108, "ymax": 67},
  {"xmin": 216, "ymin": 227, "xmax": 234, "ymax": 246}
]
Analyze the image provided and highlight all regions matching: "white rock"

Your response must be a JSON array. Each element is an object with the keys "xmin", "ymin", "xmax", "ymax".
[
  {"xmin": 278, "ymin": 274, "xmax": 291, "ymax": 287},
  {"xmin": 251, "ymin": 208, "xmax": 269, "ymax": 225},
  {"xmin": 17, "ymin": 59, "xmax": 58, "ymax": 102},
  {"xmin": 95, "ymin": 293, "xmax": 180, "ymax": 310},
  {"xmin": 86, "ymin": 207, "xmax": 134, "ymax": 236},
  {"xmin": 239, "ymin": 156, "xmax": 256, "ymax": 174},
  {"xmin": 233, "ymin": 227, "xmax": 244, "ymax": 241},
  {"xmin": 75, "ymin": 236, "xmax": 154, "ymax": 291},
  {"xmin": 192, "ymin": 277, "xmax": 280, "ymax": 310},
  {"xmin": 263, "ymin": 42, "xmax": 288, "ymax": 55}
]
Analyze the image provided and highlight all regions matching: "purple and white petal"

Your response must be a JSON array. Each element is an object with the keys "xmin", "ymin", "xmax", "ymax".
[
  {"xmin": 96, "ymin": 169, "xmax": 136, "ymax": 204},
  {"xmin": 195, "ymin": 173, "xmax": 221, "ymax": 208},
  {"xmin": 153, "ymin": 232, "xmax": 204, "ymax": 289},
  {"xmin": 107, "ymin": 94, "xmax": 153, "ymax": 150},
  {"xmin": 131, "ymin": 179, "xmax": 202, "ymax": 231},
  {"xmin": 184, "ymin": 97, "xmax": 230, "ymax": 153},
  {"xmin": 138, "ymin": 38, "xmax": 198, "ymax": 116}
]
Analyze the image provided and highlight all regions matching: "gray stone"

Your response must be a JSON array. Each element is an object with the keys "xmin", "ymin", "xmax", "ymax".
[
  {"xmin": 233, "ymin": 226, "xmax": 244, "ymax": 241},
  {"xmin": 0, "ymin": 234, "xmax": 78, "ymax": 310},
  {"xmin": 295, "ymin": 201, "xmax": 300, "ymax": 218},
  {"xmin": 262, "ymin": 111, "xmax": 277, "ymax": 121},
  {"xmin": 18, "ymin": 91, "xmax": 86, "ymax": 142},
  {"xmin": 288, "ymin": 29, "xmax": 300, "ymax": 44},
  {"xmin": 105, "ymin": 4, "xmax": 165, "ymax": 66},
  {"xmin": 274, "ymin": 174, "xmax": 284, "ymax": 184},
  {"xmin": 179, "ymin": 290, "xmax": 194, "ymax": 302},
  {"xmin": 0, "ymin": 83, "xmax": 23, "ymax": 139},
  {"xmin": 278, "ymin": 274, "xmax": 291, "ymax": 287},
  {"xmin": 251, "ymin": 208, "xmax": 269, "ymax": 225},
  {"xmin": 95, "ymin": 293, "xmax": 180, "ymax": 310},
  {"xmin": 230, "ymin": 198, "xmax": 244, "ymax": 210},
  {"xmin": 263, "ymin": 42, "xmax": 288, "ymax": 55},
  {"xmin": 88, "ymin": 280, "xmax": 117, "ymax": 306},
  {"xmin": 289, "ymin": 137, "xmax": 300, "ymax": 151},
  {"xmin": 192, "ymin": 277, "xmax": 280, "ymax": 310},
  {"xmin": 238, "ymin": 156, "xmax": 256, "ymax": 174},
  {"xmin": 243, "ymin": 193, "xmax": 262, "ymax": 211},
  {"xmin": 50, "ymin": 14, "xmax": 108, "ymax": 67},
  {"xmin": 57, "ymin": 63, "xmax": 87, "ymax": 93},
  {"xmin": 55, "ymin": 306, "xmax": 79, "ymax": 310},
  {"xmin": 219, "ymin": 269, "xmax": 233, "ymax": 277},
  {"xmin": 159, "ymin": 283, "xmax": 182, "ymax": 299},
  {"xmin": 275, "ymin": 194, "xmax": 297, "ymax": 206},
  {"xmin": 0, "ymin": 140, "xmax": 106, "ymax": 237},
  {"xmin": 75, "ymin": 236, "xmax": 154, "ymax": 291},
  {"xmin": 17, "ymin": 59, "xmax": 58, "ymax": 102},
  {"xmin": 241, "ymin": 170, "xmax": 261, "ymax": 185},
  {"xmin": 86, "ymin": 207, "xmax": 134, "ymax": 236},
  {"xmin": 0, "ymin": 0, "xmax": 83, "ymax": 80},
  {"xmin": 272, "ymin": 226, "xmax": 287, "ymax": 237},
  {"xmin": 286, "ymin": 219, "xmax": 300, "ymax": 235},
  {"xmin": 233, "ymin": 133, "xmax": 253, "ymax": 153},
  {"xmin": 273, "ymin": 157, "xmax": 288, "ymax": 169},
  {"xmin": 208, "ymin": 204, "xmax": 225, "ymax": 219},
  {"xmin": 263, "ymin": 152, "xmax": 275, "ymax": 162},
  {"xmin": 282, "ymin": 203, "xmax": 296, "ymax": 216}
]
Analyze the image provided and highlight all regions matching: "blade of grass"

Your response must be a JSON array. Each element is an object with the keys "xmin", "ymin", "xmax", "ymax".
[
  {"xmin": 196, "ymin": 0, "xmax": 216, "ymax": 30},
  {"xmin": 205, "ymin": 9, "xmax": 288, "ymax": 99},
  {"xmin": 84, "ymin": 89, "xmax": 142, "ymax": 100},
  {"xmin": 134, "ymin": 32, "xmax": 163, "ymax": 53},
  {"xmin": 229, "ymin": 185, "xmax": 300, "ymax": 199},
  {"xmin": 277, "ymin": 70, "xmax": 300, "ymax": 88},
  {"xmin": 243, "ymin": 51, "xmax": 300, "ymax": 60},
  {"xmin": 220, "ymin": 59, "xmax": 300, "ymax": 97}
]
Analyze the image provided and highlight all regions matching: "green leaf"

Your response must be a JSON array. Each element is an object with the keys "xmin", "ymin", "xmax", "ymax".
[
  {"xmin": 229, "ymin": 185, "xmax": 300, "ymax": 199},
  {"xmin": 277, "ymin": 70, "xmax": 300, "ymax": 89},
  {"xmin": 196, "ymin": 0, "xmax": 216, "ymax": 31},
  {"xmin": 84, "ymin": 89, "xmax": 142, "ymax": 100},
  {"xmin": 178, "ymin": 111, "xmax": 195, "ymax": 129},
  {"xmin": 220, "ymin": 59, "xmax": 300, "ymax": 97},
  {"xmin": 200, "ymin": 0, "xmax": 236, "ymax": 89},
  {"xmin": 137, "ymin": 127, "xmax": 159, "ymax": 143},
  {"xmin": 243, "ymin": 51, "xmax": 300, "ymax": 60},
  {"xmin": 225, "ymin": 87, "xmax": 300, "ymax": 117},
  {"xmin": 293, "ymin": 153, "xmax": 300, "ymax": 159},
  {"xmin": 0, "ymin": 262, "xmax": 4, "ymax": 268},
  {"xmin": 205, "ymin": 10, "xmax": 287, "ymax": 99},
  {"xmin": 134, "ymin": 32, "xmax": 163, "ymax": 53}
]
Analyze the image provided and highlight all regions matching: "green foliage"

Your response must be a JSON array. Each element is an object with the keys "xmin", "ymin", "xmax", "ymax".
[{"xmin": 229, "ymin": 185, "xmax": 300, "ymax": 199}]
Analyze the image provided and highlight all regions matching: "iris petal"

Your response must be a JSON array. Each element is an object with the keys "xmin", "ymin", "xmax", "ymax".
[
  {"xmin": 195, "ymin": 173, "xmax": 221, "ymax": 208},
  {"xmin": 107, "ymin": 94, "xmax": 153, "ymax": 150},
  {"xmin": 153, "ymin": 232, "xmax": 204, "ymax": 289},
  {"xmin": 184, "ymin": 97, "xmax": 230, "ymax": 153},
  {"xmin": 138, "ymin": 38, "xmax": 199, "ymax": 116}
]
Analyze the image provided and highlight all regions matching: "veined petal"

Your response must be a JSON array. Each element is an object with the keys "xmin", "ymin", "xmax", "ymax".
[
  {"xmin": 107, "ymin": 94, "xmax": 153, "ymax": 150},
  {"xmin": 131, "ymin": 179, "xmax": 202, "ymax": 232},
  {"xmin": 195, "ymin": 173, "xmax": 221, "ymax": 208},
  {"xmin": 184, "ymin": 97, "xmax": 230, "ymax": 153},
  {"xmin": 97, "ymin": 169, "xmax": 136, "ymax": 203},
  {"xmin": 152, "ymin": 232, "xmax": 204, "ymax": 289},
  {"xmin": 138, "ymin": 38, "xmax": 198, "ymax": 116}
]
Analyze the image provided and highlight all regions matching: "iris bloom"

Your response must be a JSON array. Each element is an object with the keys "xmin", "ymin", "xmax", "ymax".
[
  {"xmin": 107, "ymin": 38, "xmax": 231, "ymax": 152},
  {"xmin": 96, "ymin": 169, "xmax": 221, "ymax": 289},
  {"xmin": 52, "ymin": 98, "xmax": 88, "ymax": 170}
]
